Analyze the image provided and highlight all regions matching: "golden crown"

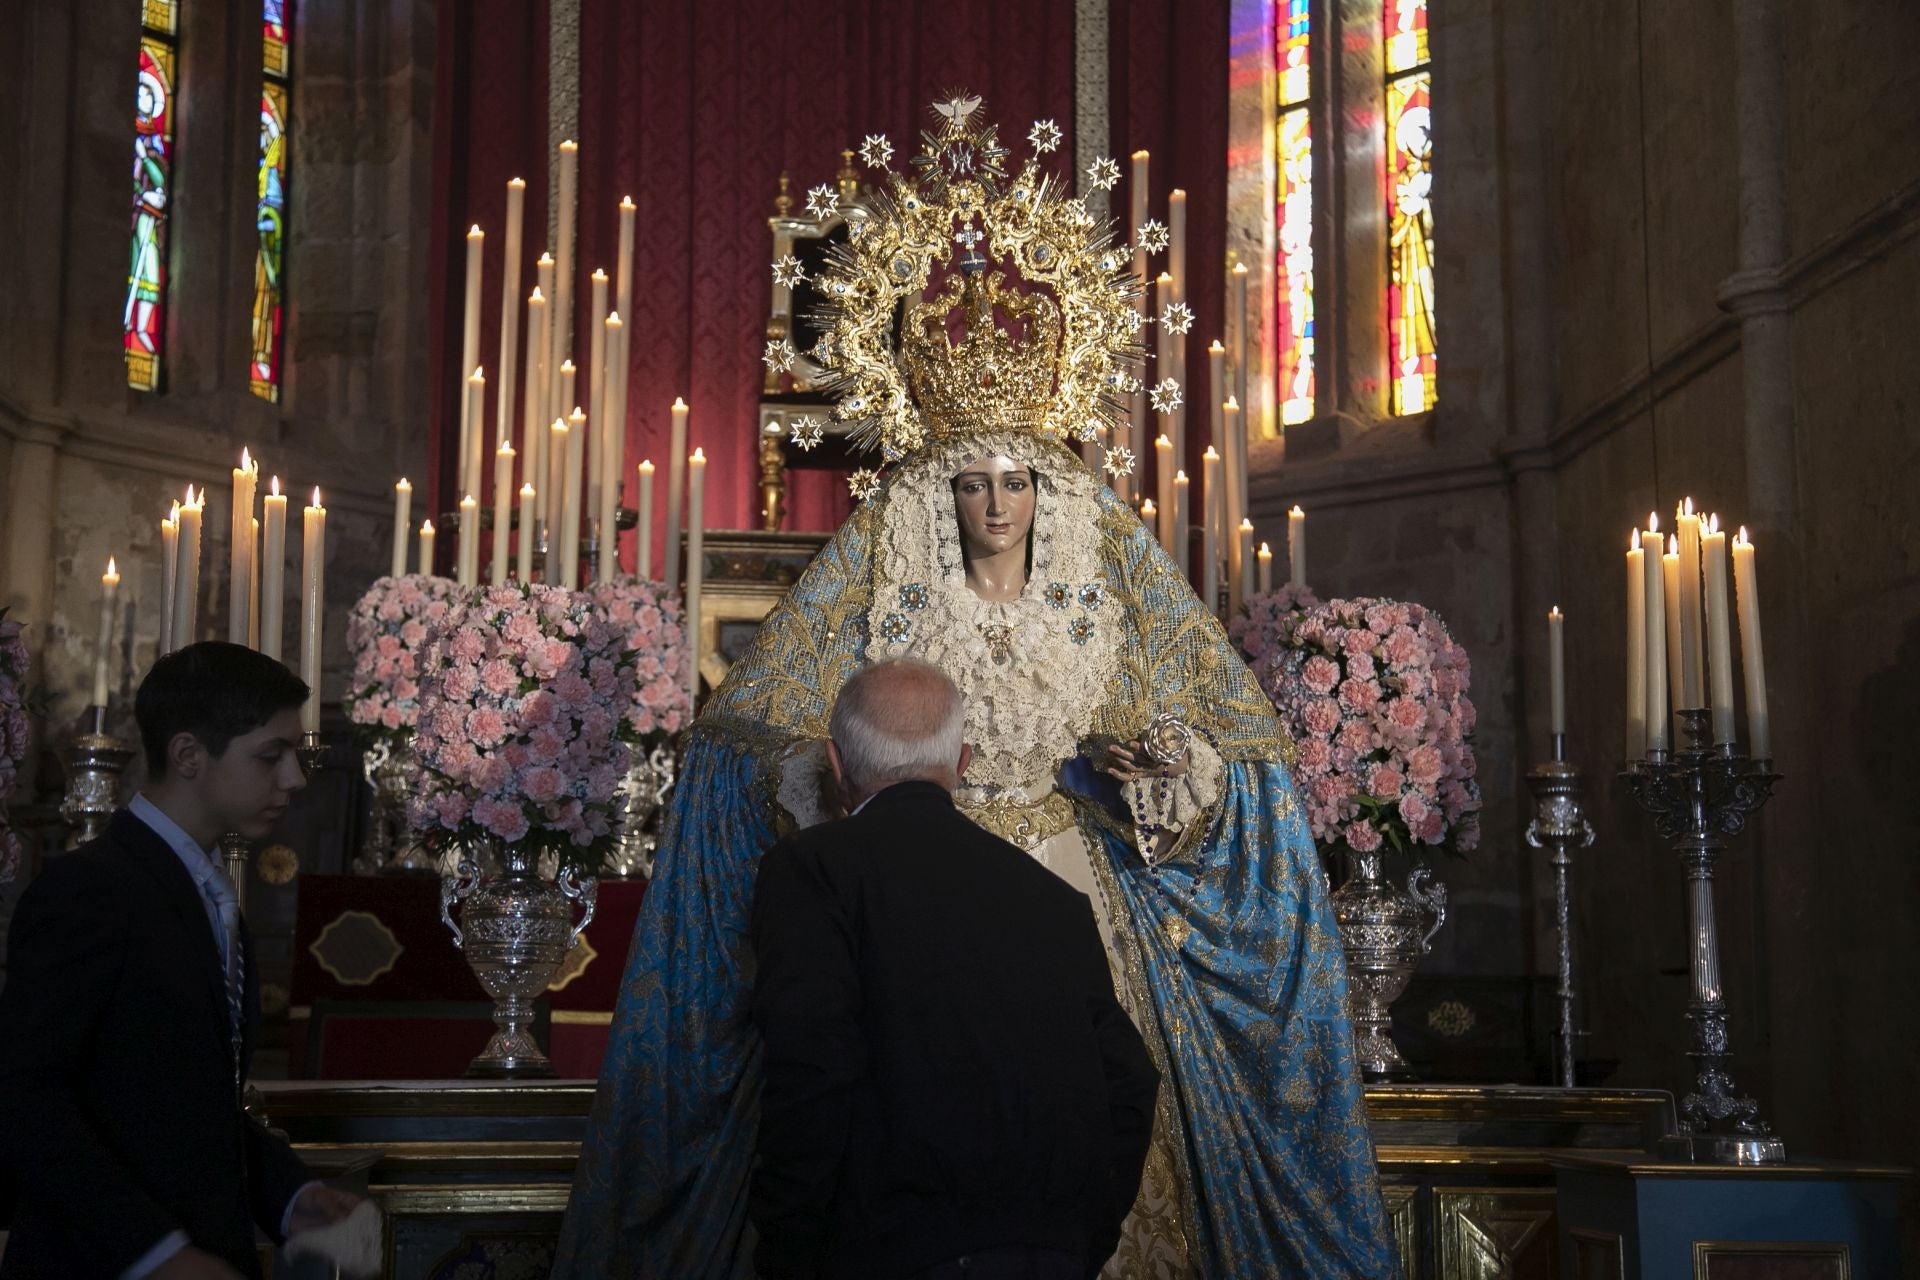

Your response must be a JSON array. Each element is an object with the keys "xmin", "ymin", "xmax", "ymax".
[{"xmin": 774, "ymin": 95, "xmax": 1143, "ymax": 472}]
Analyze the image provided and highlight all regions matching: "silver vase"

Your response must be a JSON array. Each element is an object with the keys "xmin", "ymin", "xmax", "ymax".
[
  {"xmin": 355, "ymin": 736, "xmax": 438, "ymax": 875},
  {"xmin": 440, "ymin": 841, "xmax": 596, "ymax": 1078},
  {"xmin": 604, "ymin": 739, "xmax": 678, "ymax": 879},
  {"xmin": 1330, "ymin": 848, "xmax": 1447, "ymax": 1079}
]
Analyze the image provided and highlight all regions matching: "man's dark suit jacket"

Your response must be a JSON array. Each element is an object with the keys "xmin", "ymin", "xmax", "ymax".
[
  {"xmin": 748, "ymin": 780, "xmax": 1160, "ymax": 1280},
  {"xmin": 0, "ymin": 809, "xmax": 313, "ymax": 1278}
]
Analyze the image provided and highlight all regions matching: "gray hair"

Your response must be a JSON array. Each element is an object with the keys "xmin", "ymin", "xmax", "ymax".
[{"xmin": 829, "ymin": 658, "xmax": 967, "ymax": 793}]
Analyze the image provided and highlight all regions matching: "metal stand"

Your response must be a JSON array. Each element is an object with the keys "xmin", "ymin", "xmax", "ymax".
[
  {"xmin": 1525, "ymin": 732, "xmax": 1594, "ymax": 1088},
  {"xmin": 1623, "ymin": 708, "xmax": 1784, "ymax": 1164},
  {"xmin": 60, "ymin": 705, "xmax": 132, "ymax": 848}
]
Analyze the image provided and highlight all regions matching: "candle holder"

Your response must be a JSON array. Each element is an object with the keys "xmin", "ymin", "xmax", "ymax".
[
  {"xmin": 219, "ymin": 830, "xmax": 254, "ymax": 915},
  {"xmin": 1525, "ymin": 734, "xmax": 1595, "ymax": 1088},
  {"xmin": 60, "ymin": 705, "xmax": 132, "ymax": 848},
  {"xmin": 297, "ymin": 728, "xmax": 329, "ymax": 776},
  {"xmin": 1623, "ymin": 707, "xmax": 1783, "ymax": 1163}
]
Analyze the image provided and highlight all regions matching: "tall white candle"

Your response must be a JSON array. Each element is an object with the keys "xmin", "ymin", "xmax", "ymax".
[
  {"xmin": 300, "ymin": 488, "xmax": 325, "ymax": 732},
  {"xmin": 665, "ymin": 398, "xmax": 689, "ymax": 588},
  {"xmin": 464, "ymin": 368, "xmax": 487, "ymax": 507},
  {"xmin": 1547, "ymin": 606, "xmax": 1566, "ymax": 739},
  {"xmin": 1128, "ymin": 151, "xmax": 1151, "ymax": 504},
  {"xmin": 615, "ymin": 197, "xmax": 637, "ymax": 325},
  {"xmin": 1208, "ymin": 341, "xmax": 1226, "ymax": 459},
  {"xmin": 1231, "ymin": 261, "xmax": 1250, "ymax": 421},
  {"xmin": 613, "ymin": 198, "xmax": 636, "ymax": 504},
  {"xmin": 1201, "ymin": 447, "xmax": 1222, "ymax": 614},
  {"xmin": 1173, "ymin": 470, "xmax": 1191, "ymax": 583},
  {"xmin": 93, "ymin": 557, "xmax": 119, "ymax": 707},
  {"xmin": 1702, "ymin": 515, "xmax": 1737, "ymax": 746},
  {"xmin": 599, "ymin": 312, "xmax": 624, "ymax": 574},
  {"xmin": 1155, "ymin": 273, "xmax": 1179, "ymax": 476},
  {"xmin": 1641, "ymin": 519, "xmax": 1669, "ymax": 752},
  {"xmin": 497, "ymin": 178, "xmax": 525, "ymax": 453},
  {"xmin": 1258, "ymin": 541, "xmax": 1274, "ymax": 594},
  {"xmin": 391, "ymin": 478, "xmax": 412, "ymax": 578},
  {"xmin": 1731, "ymin": 528, "xmax": 1770, "ymax": 759},
  {"xmin": 586, "ymin": 270, "xmax": 610, "ymax": 542},
  {"xmin": 248, "ymin": 518, "xmax": 260, "ymax": 650},
  {"xmin": 1154, "ymin": 434, "xmax": 1175, "ymax": 557},
  {"xmin": 685, "ymin": 448, "xmax": 706, "ymax": 704},
  {"xmin": 1625, "ymin": 531, "xmax": 1646, "ymax": 759},
  {"xmin": 1222, "ymin": 394, "xmax": 1244, "ymax": 607},
  {"xmin": 172, "ymin": 487, "xmax": 203, "ymax": 650},
  {"xmin": 1287, "ymin": 505, "xmax": 1307, "ymax": 589},
  {"xmin": 546, "ymin": 417, "xmax": 569, "ymax": 570},
  {"xmin": 419, "ymin": 519, "xmax": 436, "ymax": 576},
  {"xmin": 1168, "ymin": 189, "xmax": 1187, "ymax": 303},
  {"xmin": 558, "ymin": 361, "xmax": 577, "ymax": 437},
  {"xmin": 261, "ymin": 479, "xmax": 286, "ymax": 661},
  {"xmin": 493, "ymin": 442, "xmax": 515, "ymax": 586},
  {"xmin": 1676, "ymin": 499, "xmax": 1704, "ymax": 708},
  {"xmin": 1662, "ymin": 536, "xmax": 1683, "ymax": 725},
  {"xmin": 1237, "ymin": 518, "xmax": 1256, "ymax": 607},
  {"xmin": 458, "ymin": 494, "xmax": 479, "ymax": 588},
  {"xmin": 636, "ymin": 460, "xmax": 655, "ymax": 580},
  {"xmin": 523, "ymin": 287, "xmax": 548, "ymax": 528},
  {"xmin": 562, "ymin": 408, "xmax": 586, "ymax": 588},
  {"xmin": 537, "ymin": 252, "xmax": 557, "ymax": 430},
  {"xmin": 229, "ymin": 450, "xmax": 257, "ymax": 646},
  {"xmin": 517, "ymin": 483, "xmax": 536, "ymax": 581},
  {"xmin": 160, "ymin": 505, "xmax": 179, "ymax": 654},
  {"xmin": 460, "ymin": 225, "xmax": 484, "ymax": 490},
  {"xmin": 550, "ymin": 140, "xmax": 579, "ymax": 415}
]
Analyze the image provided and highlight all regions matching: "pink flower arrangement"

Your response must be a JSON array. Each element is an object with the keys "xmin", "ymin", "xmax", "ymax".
[
  {"xmin": 0, "ymin": 609, "xmax": 30, "ymax": 884},
  {"xmin": 1235, "ymin": 592, "xmax": 1482, "ymax": 859},
  {"xmin": 587, "ymin": 576, "xmax": 694, "ymax": 739},
  {"xmin": 410, "ymin": 582, "xmax": 646, "ymax": 862},
  {"xmin": 344, "ymin": 574, "xmax": 463, "ymax": 745}
]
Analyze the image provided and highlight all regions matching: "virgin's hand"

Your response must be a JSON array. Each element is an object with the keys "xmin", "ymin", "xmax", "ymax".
[{"xmin": 1101, "ymin": 740, "xmax": 1187, "ymax": 782}]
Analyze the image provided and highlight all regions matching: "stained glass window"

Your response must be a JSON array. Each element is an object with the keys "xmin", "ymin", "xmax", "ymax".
[
  {"xmin": 1384, "ymin": 0, "xmax": 1435, "ymax": 414},
  {"xmin": 251, "ymin": 0, "xmax": 291, "ymax": 400},
  {"xmin": 126, "ymin": 0, "xmax": 179, "ymax": 391},
  {"xmin": 1275, "ymin": 0, "xmax": 1314, "ymax": 425}
]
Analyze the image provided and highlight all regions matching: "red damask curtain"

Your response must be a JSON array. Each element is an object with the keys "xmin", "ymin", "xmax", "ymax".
[{"xmin": 430, "ymin": 0, "xmax": 1226, "ymax": 551}]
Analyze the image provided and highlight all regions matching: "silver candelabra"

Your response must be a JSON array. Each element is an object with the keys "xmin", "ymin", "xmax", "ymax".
[
  {"xmin": 1524, "ymin": 733, "xmax": 1594, "ymax": 1088},
  {"xmin": 60, "ymin": 706, "xmax": 132, "ymax": 848},
  {"xmin": 1623, "ymin": 707, "xmax": 1783, "ymax": 1164}
]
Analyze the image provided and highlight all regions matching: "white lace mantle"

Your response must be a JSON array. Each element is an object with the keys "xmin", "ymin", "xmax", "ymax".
[{"xmin": 864, "ymin": 434, "xmax": 1118, "ymax": 790}]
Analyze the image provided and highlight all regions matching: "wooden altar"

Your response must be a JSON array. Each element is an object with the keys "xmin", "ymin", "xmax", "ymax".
[{"xmin": 257, "ymin": 1080, "xmax": 1679, "ymax": 1278}]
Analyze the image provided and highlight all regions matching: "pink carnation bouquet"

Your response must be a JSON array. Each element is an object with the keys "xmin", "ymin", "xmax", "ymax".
[
  {"xmin": 0, "ymin": 609, "xmax": 29, "ymax": 883},
  {"xmin": 587, "ymin": 576, "xmax": 694, "ymax": 739},
  {"xmin": 1236, "ymin": 592, "xmax": 1482, "ymax": 860},
  {"xmin": 344, "ymin": 574, "xmax": 464, "ymax": 746},
  {"xmin": 409, "ymin": 582, "xmax": 644, "ymax": 864}
]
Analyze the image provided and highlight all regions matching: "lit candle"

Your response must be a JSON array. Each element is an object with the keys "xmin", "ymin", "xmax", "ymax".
[
  {"xmin": 523, "ymin": 287, "xmax": 549, "ymax": 528},
  {"xmin": 458, "ymin": 494, "xmax": 479, "ymax": 588},
  {"xmin": 586, "ymin": 270, "xmax": 610, "ymax": 546},
  {"xmin": 464, "ymin": 368, "xmax": 486, "ymax": 507},
  {"xmin": 551, "ymin": 140, "xmax": 579, "ymax": 418},
  {"xmin": 248, "ymin": 517, "xmax": 260, "ymax": 649},
  {"xmin": 537, "ymin": 249, "xmax": 560, "ymax": 456},
  {"xmin": 665, "ymin": 398, "xmax": 689, "ymax": 588},
  {"xmin": 1662, "ymin": 535, "xmax": 1683, "ymax": 725},
  {"xmin": 1172, "ymin": 470, "xmax": 1191, "ymax": 583},
  {"xmin": 598, "ymin": 311, "xmax": 624, "ymax": 573},
  {"xmin": 1167, "ymin": 188, "xmax": 1187, "ymax": 303},
  {"xmin": 418, "ymin": 519, "xmax": 436, "ymax": 576},
  {"xmin": 1222, "ymin": 395, "xmax": 1244, "ymax": 607},
  {"xmin": 1625, "ymin": 530, "xmax": 1646, "ymax": 760},
  {"xmin": 497, "ymin": 178, "xmax": 525, "ymax": 453},
  {"xmin": 636, "ymin": 459, "xmax": 655, "ymax": 580},
  {"xmin": 93, "ymin": 557, "xmax": 119, "ymax": 707},
  {"xmin": 493, "ymin": 441, "xmax": 516, "ymax": 586},
  {"xmin": 517, "ymin": 482, "xmax": 536, "ymax": 581},
  {"xmin": 391, "ymin": 478, "xmax": 412, "ymax": 578},
  {"xmin": 546, "ymin": 417, "xmax": 569, "ymax": 567},
  {"xmin": 460, "ymin": 224, "xmax": 484, "ymax": 489},
  {"xmin": 615, "ymin": 197, "xmax": 637, "ymax": 326},
  {"xmin": 1140, "ymin": 498, "xmax": 1158, "ymax": 544},
  {"xmin": 558, "ymin": 361, "xmax": 577, "ymax": 442},
  {"xmin": 1731, "ymin": 528, "xmax": 1769, "ymax": 759},
  {"xmin": 160, "ymin": 505, "xmax": 179, "ymax": 653},
  {"xmin": 1547, "ymin": 606, "xmax": 1566, "ymax": 740},
  {"xmin": 300, "ymin": 488, "xmax": 326, "ymax": 732},
  {"xmin": 1287, "ymin": 505, "xmax": 1307, "ymax": 590},
  {"xmin": 1155, "ymin": 273, "xmax": 1180, "ymax": 472},
  {"xmin": 1201, "ymin": 447, "xmax": 1222, "ymax": 614},
  {"xmin": 685, "ymin": 447, "xmax": 707, "ymax": 704},
  {"xmin": 229, "ymin": 449, "xmax": 257, "ymax": 646},
  {"xmin": 1208, "ymin": 340, "xmax": 1226, "ymax": 462},
  {"xmin": 1238, "ymin": 518, "xmax": 1256, "ymax": 606},
  {"xmin": 1231, "ymin": 261, "xmax": 1251, "ymax": 418},
  {"xmin": 261, "ymin": 479, "xmax": 286, "ymax": 661},
  {"xmin": 1258, "ymin": 541, "xmax": 1274, "ymax": 594},
  {"xmin": 1153, "ymin": 434, "xmax": 1175, "ymax": 557},
  {"xmin": 1676, "ymin": 499, "xmax": 1704, "ymax": 708},
  {"xmin": 172, "ymin": 486, "xmax": 203, "ymax": 650},
  {"xmin": 1702, "ymin": 514, "xmax": 1736, "ymax": 746},
  {"xmin": 1128, "ymin": 151, "xmax": 1151, "ymax": 504},
  {"xmin": 562, "ymin": 407, "xmax": 586, "ymax": 588},
  {"xmin": 1641, "ymin": 517, "xmax": 1669, "ymax": 752}
]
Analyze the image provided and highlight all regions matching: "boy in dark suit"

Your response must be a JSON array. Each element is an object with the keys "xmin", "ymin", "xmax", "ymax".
[
  {"xmin": 0, "ymin": 642, "xmax": 364, "ymax": 1279},
  {"xmin": 749, "ymin": 659, "xmax": 1160, "ymax": 1280}
]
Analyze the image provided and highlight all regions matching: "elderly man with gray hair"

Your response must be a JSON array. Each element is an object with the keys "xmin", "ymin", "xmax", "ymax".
[{"xmin": 748, "ymin": 658, "xmax": 1160, "ymax": 1280}]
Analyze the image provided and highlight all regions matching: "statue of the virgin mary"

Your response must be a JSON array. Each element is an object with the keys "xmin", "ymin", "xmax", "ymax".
[{"xmin": 556, "ymin": 97, "xmax": 1396, "ymax": 1279}]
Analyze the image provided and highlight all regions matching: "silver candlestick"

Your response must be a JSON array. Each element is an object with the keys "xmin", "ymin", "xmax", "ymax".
[
  {"xmin": 1525, "ymin": 733, "xmax": 1594, "ymax": 1088},
  {"xmin": 1624, "ymin": 707, "xmax": 1783, "ymax": 1163},
  {"xmin": 60, "ymin": 706, "xmax": 132, "ymax": 848},
  {"xmin": 219, "ymin": 830, "xmax": 253, "ymax": 915}
]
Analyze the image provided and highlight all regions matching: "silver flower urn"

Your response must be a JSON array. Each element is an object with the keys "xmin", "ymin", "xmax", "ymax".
[
  {"xmin": 358, "ymin": 736, "xmax": 435, "ymax": 874},
  {"xmin": 1330, "ymin": 849, "xmax": 1447, "ymax": 1079},
  {"xmin": 440, "ymin": 841, "xmax": 596, "ymax": 1078}
]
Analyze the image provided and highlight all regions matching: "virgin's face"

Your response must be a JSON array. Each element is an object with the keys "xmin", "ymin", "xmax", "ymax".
[{"xmin": 952, "ymin": 455, "xmax": 1036, "ymax": 559}]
